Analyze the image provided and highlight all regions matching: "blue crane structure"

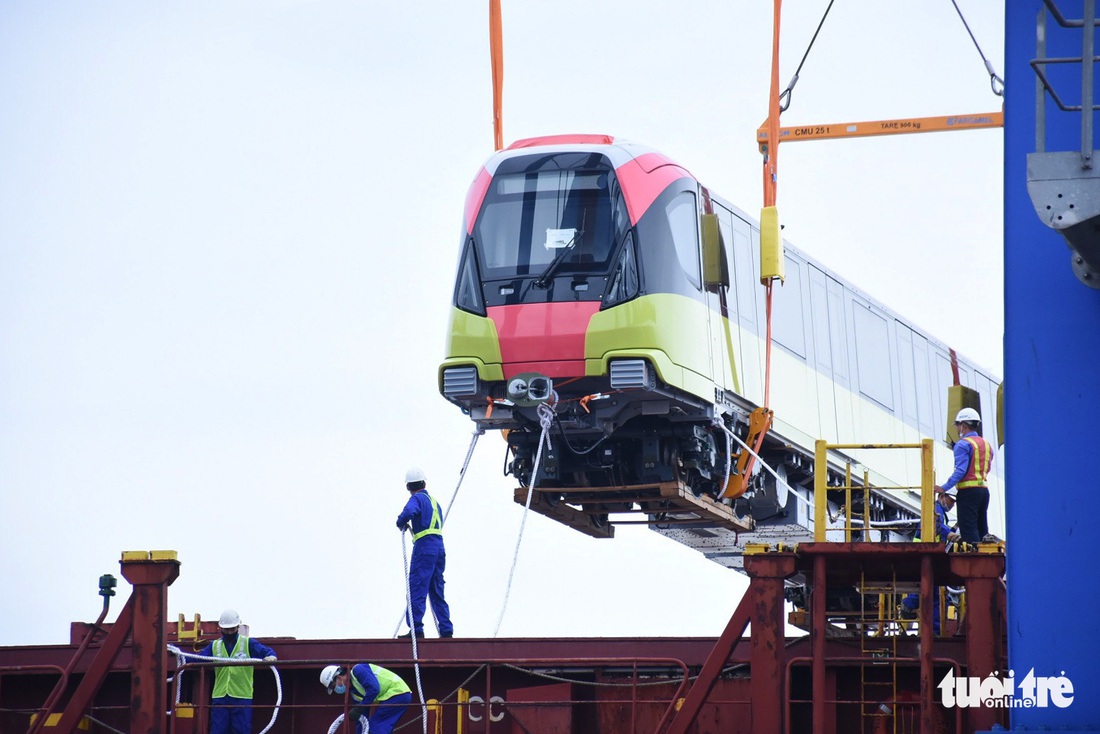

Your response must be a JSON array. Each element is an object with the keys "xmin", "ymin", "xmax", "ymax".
[{"xmin": 1008, "ymin": 1, "xmax": 1100, "ymax": 730}]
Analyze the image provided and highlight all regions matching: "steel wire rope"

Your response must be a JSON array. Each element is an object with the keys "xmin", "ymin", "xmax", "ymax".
[
  {"xmin": 400, "ymin": 529, "xmax": 430, "ymax": 734},
  {"xmin": 82, "ymin": 714, "xmax": 128, "ymax": 734},
  {"xmin": 393, "ymin": 428, "xmax": 483, "ymax": 638},
  {"xmin": 949, "ymin": 0, "xmax": 1004, "ymax": 96},
  {"xmin": 494, "ymin": 402, "xmax": 555, "ymax": 637},
  {"xmin": 166, "ymin": 644, "xmax": 282, "ymax": 734},
  {"xmin": 778, "ymin": 0, "xmax": 836, "ymax": 112}
]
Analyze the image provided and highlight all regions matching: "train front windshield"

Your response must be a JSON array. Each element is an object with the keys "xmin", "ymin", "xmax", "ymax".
[{"xmin": 473, "ymin": 167, "xmax": 628, "ymax": 280}]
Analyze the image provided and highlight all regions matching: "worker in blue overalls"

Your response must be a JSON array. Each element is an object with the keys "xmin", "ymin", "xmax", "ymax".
[
  {"xmin": 396, "ymin": 467, "xmax": 454, "ymax": 639},
  {"xmin": 900, "ymin": 493, "xmax": 960, "ymax": 634},
  {"xmin": 320, "ymin": 663, "xmax": 412, "ymax": 734}
]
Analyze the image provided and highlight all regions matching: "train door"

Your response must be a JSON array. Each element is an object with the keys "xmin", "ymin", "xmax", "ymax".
[
  {"xmin": 826, "ymin": 276, "xmax": 854, "ymax": 442},
  {"xmin": 710, "ymin": 202, "xmax": 740, "ymax": 394},
  {"xmin": 729, "ymin": 213, "xmax": 763, "ymax": 404},
  {"xmin": 809, "ymin": 266, "xmax": 839, "ymax": 441}
]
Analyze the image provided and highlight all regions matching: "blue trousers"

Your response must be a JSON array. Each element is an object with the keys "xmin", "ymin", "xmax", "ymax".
[
  {"xmin": 955, "ymin": 486, "xmax": 990, "ymax": 543},
  {"xmin": 407, "ymin": 535, "xmax": 453, "ymax": 636},
  {"xmin": 901, "ymin": 593, "xmax": 941, "ymax": 635},
  {"xmin": 210, "ymin": 696, "xmax": 251, "ymax": 734},
  {"xmin": 364, "ymin": 692, "xmax": 412, "ymax": 734}
]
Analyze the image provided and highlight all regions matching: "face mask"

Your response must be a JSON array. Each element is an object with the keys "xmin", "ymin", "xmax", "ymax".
[{"xmin": 334, "ymin": 684, "xmax": 347, "ymax": 695}]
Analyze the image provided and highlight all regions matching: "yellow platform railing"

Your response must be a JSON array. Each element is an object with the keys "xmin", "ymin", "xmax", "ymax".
[{"xmin": 813, "ymin": 439, "xmax": 935, "ymax": 542}]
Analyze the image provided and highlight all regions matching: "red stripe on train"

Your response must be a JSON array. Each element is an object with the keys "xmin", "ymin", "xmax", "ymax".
[
  {"xmin": 615, "ymin": 152, "xmax": 692, "ymax": 225},
  {"xmin": 487, "ymin": 302, "xmax": 601, "ymax": 379},
  {"xmin": 464, "ymin": 167, "xmax": 492, "ymax": 235}
]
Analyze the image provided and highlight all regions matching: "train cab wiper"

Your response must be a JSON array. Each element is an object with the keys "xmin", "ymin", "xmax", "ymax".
[{"xmin": 534, "ymin": 229, "xmax": 579, "ymax": 288}]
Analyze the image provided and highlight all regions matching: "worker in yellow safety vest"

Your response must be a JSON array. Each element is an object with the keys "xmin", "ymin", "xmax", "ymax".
[
  {"xmin": 197, "ymin": 609, "xmax": 277, "ymax": 734},
  {"xmin": 935, "ymin": 407, "xmax": 994, "ymax": 544},
  {"xmin": 320, "ymin": 663, "xmax": 412, "ymax": 734},
  {"xmin": 395, "ymin": 467, "xmax": 454, "ymax": 638}
]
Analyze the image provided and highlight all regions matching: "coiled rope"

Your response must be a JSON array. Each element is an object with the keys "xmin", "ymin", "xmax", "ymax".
[
  {"xmin": 166, "ymin": 644, "xmax": 281, "ymax": 734},
  {"xmin": 493, "ymin": 402, "xmax": 555, "ymax": 637},
  {"xmin": 326, "ymin": 712, "xmax": 369, "ymax": 734}
]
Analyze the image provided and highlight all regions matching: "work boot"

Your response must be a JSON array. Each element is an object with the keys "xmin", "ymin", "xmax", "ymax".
[
  {"xmin": 398, "ymin": 630, "xmax": 424, "ymax": 639},
  {"xmin": 440, "ymin": 632, "xmax": 453, "ymax": 638}
]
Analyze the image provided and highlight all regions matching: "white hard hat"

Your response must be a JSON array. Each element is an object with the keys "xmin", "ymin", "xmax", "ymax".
[
  {"xmin": 955, "ymin": 407, "xmax": 981, "ymax": 423},
  {"xmin": 218, "ymin": 609, "xmax": 241, "ymax": 629},
  {"xmin": 320, "ymin": 665, "xmax": 342, "ymax": 692},
  {"xmin": 405, "ymin": 467, "xmax": 427, "ymax": 485}
]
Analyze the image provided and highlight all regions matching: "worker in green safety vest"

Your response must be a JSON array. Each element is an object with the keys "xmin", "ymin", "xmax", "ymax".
[
  {"xmin": 395, "ymin": 467, "xmax": 454, "ymax": 638},
  {"xmin": 320, "ymin": 663, "xmax": 412, "ymax": 734},
  {"xmin": 197, "ymin": 609, "xmax": 277, "ymax": 734}
]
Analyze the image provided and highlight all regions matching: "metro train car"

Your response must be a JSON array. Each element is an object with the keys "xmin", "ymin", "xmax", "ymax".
[{"xmin": 438, "ymin": 134, "xmax": 1003, "ymax": 563}]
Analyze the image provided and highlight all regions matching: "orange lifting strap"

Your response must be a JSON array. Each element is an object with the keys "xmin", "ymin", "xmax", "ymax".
[{"xmin": 489, "ymin": 0, "xmax": 504, "ymax": 150}]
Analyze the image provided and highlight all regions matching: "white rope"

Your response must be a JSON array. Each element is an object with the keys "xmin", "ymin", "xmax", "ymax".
[
  {"xmin": 494, "ymin": 402, "xmax": 555, "ymax": 637},
  {"xmin": 717, "ymin": 417, "xmax": 733, "ymax": 498},
  {"xmin": 442, "ymin": 428, "xmax": 482, "ymax": 524},
  {"xmin": 166, "ymin": 644, "xmax": 282, "ymax": 734},
  {"xmin": 327, "ymin": 712, "xmax": 370, "ymax": 734},
  {"xmin": 400, "ymin": 530, "xmax": 429, "ymax": 734},
  {"xmin": 393, "ymin": 429, "xmax": 482, "ymax": 638}
]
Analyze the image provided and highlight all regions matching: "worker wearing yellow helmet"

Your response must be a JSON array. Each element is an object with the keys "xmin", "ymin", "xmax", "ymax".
[
  {"xmin": 935, "ymin": 407, "xmax": 994, "ymax": 543},
  {"xmin": 395, "ymin": 467, "xmax": 454, "ymax": 638}
]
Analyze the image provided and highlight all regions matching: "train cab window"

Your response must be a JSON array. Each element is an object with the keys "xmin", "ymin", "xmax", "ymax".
[
  {"xmin": 667, "ymin": 191, "xmax": 701, "ymax": 289},
  {"xmin": 472, "ymin": 169, "xmax": 625, "ymax": 280}
]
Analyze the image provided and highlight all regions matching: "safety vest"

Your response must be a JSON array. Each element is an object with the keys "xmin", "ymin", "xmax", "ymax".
[
  {"xmin": 211, "ymin": 636, "xmax": 254, "ymax": 699},
  {"xmin": 350, "ymin": 664, "xmax": 412, "ymax": 703},
  {"xmin": 957, "ymin": 435, "xmax": 993, "ymax": 489},
  {"xmin": 413, "ymin": 493, "xmax": 443, "ymax": 542}
]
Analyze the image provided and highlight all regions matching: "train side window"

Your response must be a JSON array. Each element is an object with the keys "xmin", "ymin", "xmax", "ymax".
[
  {"xmin": 772, "ymin": 255, "xmax": 807, "ymax": 358},
  {"xmin": 853, "ymin": 301, "xmax": 893, "ymax": 409},
  {"xmin": 809, "ymin": 269, "xmax": 831, "ymax": 374},
  {"xmin": 896, "ymin": 323, "xmax": 919, "ymax": 428},
  {"xmin": 827, "ymin": 278, "xmax": 849, "ymax": 387},
  {"xmin": 912, "ymin": 333, "xmax": 935, "ymax": 436},
  {"xmin": 666, "ymin": 191, "xmax": 701, "ymax": 290}
]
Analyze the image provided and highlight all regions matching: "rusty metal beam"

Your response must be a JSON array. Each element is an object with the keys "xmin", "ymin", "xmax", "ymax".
[
  {"xmin": 120, "ymin": 553, "xmax": 180, "ymax": 734},
  {"xmin": 747, "ymin": 553, "xmax": 796, "ymax": 734},
  {"xmin": 658, "ymin": 590, "xmax": 754, "ymax": 734},
  {"xmin": 52, "ymin": 599, "xmax": 134, "ymax": 734},
  {"xmin": 919, "ymin": 554, "xmax": 934, "ymax": 734},
  {"xmin": 811, "ymin": 552, "xmax": 828, "ymax": 734}
]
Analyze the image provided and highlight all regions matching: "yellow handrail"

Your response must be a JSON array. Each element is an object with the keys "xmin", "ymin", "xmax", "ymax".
[{"xmin": 814, "ymin": 439, "xmax": 936, "ymax": 542}]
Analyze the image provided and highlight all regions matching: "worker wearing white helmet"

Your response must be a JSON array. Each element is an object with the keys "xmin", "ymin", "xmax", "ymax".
[
  {"xmin": 934, "ymin": 407, "xmax": 994, "ymax": 543},
  {"xmin": 197, "ymin": 609, "xmax": 277, "ymax": 734},
  {"xmin": 395, "ymin": 467, "xmax": 454, "ymax": 639},
  {"xmin": 320, "ymin": 662, "xmax": 412, "ymax": 734}
]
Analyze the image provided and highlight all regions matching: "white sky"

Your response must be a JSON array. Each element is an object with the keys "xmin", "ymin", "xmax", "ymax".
[{"xmin": 0, "ymin": 2, "xmax": 1003, "ymax": 646}]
